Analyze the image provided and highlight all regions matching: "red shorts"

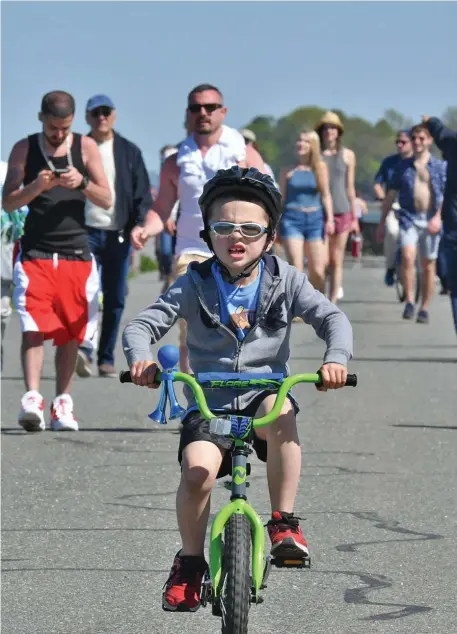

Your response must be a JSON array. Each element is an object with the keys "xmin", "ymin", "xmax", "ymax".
[
  {"xmin": 334, "ymin": 212, "xmax": 354, "ymax": 235},
  {"xmin": 13, "ymin": 252, "xmax": 99, "ymax": 346}
]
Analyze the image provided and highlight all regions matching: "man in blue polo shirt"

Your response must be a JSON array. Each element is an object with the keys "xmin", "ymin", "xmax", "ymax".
[
  {"xmin": 377, "ymin": 123, "xmax": 446, "ymax": 323},
  {"xmin": 373, "ymin": 129, "xmax": 413, "ymax": 286}
]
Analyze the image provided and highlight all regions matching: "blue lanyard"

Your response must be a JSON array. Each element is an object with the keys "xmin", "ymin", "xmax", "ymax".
[{"xmin": 212, "ymin": 261, "xmax": 263, "ymax": 341}]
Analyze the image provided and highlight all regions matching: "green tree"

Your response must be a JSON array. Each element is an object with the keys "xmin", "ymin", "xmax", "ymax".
[{"xmin": 443, "ymin": 107, "xmax": 457, "ymax": 129}]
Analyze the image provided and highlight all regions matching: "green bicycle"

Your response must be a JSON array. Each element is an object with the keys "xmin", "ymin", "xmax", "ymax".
[{"xmin": 120, "ymin": 345, "xmax": 357, "ymax": 634}]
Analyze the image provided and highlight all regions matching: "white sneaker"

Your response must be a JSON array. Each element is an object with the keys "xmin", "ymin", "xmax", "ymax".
[
  {"xmin": 18, "ymin": 390, "xmax": 46, "ymax": 432},
  {"xmin": 50, "ymin": 394, "xmax": 79, "ymax": 431},
  {"xmin": 337, "ymin": 287, "xmax": 344, "ymax": 300}
]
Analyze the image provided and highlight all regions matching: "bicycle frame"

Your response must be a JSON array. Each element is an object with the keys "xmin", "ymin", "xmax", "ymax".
[{"xmin": 210, "ymin": 443, "xmax": 265, "ymax": 600}]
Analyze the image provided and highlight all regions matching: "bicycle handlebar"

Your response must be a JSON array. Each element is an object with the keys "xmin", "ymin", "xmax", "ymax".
[{"xmin": 119, "ymin": 362, "xmax": 357, "ymax": 428}]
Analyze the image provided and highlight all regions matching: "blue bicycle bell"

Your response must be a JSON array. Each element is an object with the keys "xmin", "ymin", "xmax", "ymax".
[{"xmin": 157, "ymin": 345, "xmax": 180, "ymax": 370}]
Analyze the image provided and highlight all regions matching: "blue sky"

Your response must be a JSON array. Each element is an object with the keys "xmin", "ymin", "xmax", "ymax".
[{"xmin": 2, "ymin": 1, "xmax": 456, "ymax": 173}]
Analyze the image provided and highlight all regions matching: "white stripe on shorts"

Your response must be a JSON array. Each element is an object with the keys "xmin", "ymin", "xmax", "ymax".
[
  {"xmin": 12, "ymin": 252, "xmax": 39, "ymax": 333},
  {"xmin": 81, "ymin": 255, "xmax": 100, "ymax": 349}
]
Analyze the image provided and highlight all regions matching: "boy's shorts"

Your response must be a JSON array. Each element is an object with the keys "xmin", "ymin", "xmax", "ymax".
[
  {"xmin": 13, "ymin": 252, "xmax": 99, "ymax": 346},
  {"xmin": 178, "ymin": 390, "xmax": 299, "ymax": 479}
]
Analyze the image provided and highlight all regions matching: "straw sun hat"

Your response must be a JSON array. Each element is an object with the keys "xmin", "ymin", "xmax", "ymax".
[{"xmin": 315, "ymin": 111, "xmax": 344, "ymax": 134}]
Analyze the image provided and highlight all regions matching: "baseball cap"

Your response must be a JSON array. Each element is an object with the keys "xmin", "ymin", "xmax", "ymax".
[{"xmin": 86, "ymin": 94, "xmax": 115, "ymax": 112}]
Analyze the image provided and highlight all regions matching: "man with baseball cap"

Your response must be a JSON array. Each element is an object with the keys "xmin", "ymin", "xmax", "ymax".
[{"xmin": 76, "ymin": 94, "xmax": 163, "ymax": 379}]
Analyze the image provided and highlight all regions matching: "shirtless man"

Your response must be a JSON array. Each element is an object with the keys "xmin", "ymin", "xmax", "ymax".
[
  {"xmin": 141, "ymin": 84, "xmax": 264, "ymax": 372},
  {"xmin": 2, "ymin": 91, "xmax": 111, "ymax": 431},
  {"xmin": 377, "ymin": 124, "xmax": 446, "ymax": 323}
]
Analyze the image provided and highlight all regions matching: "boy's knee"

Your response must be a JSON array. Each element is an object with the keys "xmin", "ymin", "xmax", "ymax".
[
  {"xmin": 255, "ymin": 396, "xmax": 296, "ymax": 440},
  {"xmin": 181, "ymin": 442, "xmax": 223, "ymax": 493},
  {"xmin": 182, "ymin": 464, "xmax": 217, "ymax": 494}
]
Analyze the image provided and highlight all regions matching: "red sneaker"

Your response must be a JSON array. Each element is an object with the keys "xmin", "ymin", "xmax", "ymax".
[
  {"xmin": 267, "ymin": 511, "xmax": 310, "ymax": 559},
  {"xmin": 162, "ymin": 551, "xmax": 208, "ymax": 612}
]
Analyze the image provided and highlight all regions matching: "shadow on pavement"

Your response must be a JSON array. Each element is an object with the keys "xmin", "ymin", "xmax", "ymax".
[
  {"xmin": 392, "ymin": 424, "xmax": 457, "ymax": 430},
  {"xmin": 290, "ymin": 356, "xmax": 456, "ymax": 364}
]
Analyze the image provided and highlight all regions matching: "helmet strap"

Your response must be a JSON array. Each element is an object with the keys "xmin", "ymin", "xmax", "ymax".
[
  {"xmin": 217, "ymin": 255, "xmax": 263, "ymax": 285},
  {"xmin": 215, "ymin": 233, "xmax": 274, "ymax": 284}
]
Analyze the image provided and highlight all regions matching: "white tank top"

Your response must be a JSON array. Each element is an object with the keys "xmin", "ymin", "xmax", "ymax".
[
  {"xmin": 175, "ymin": 125, "xmax": 246, "ymax": 257},
  {"xmin": 85, "ymin": 137, "xmax": 117, "ymax": 230}
]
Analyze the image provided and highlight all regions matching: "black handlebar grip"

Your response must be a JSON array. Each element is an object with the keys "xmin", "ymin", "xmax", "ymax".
[
  {"xmin": 345, "ymin": 374, "xmax": 357, "ymax": 387},
  {"xmin": 316, "ymin": 371, "xmax": 358, "ymax": 387},
  {"xmin": 119, "ymin": 370, "xmax": 133, "ymax": 384}
]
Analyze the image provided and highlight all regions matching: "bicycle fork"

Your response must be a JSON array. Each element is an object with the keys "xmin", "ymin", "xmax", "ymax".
[{"xmin": 208, "ymin": 446, "xmax": 266, "ymax": 603}]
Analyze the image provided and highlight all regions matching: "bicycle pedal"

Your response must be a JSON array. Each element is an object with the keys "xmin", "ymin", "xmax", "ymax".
[{"xmin": 271, "ymin": 556, "xmax": 311, "ymax": 569}]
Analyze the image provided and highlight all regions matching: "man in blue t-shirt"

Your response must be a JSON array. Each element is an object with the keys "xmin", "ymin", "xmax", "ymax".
[{"xmin": 373, "ymin": 129, "xmax": 413, "ymax": 286}]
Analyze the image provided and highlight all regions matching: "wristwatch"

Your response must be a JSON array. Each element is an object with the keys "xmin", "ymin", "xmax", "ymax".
[{"xmin": 77, "ymin": 175, "xmax": 90, "ymax": 190}]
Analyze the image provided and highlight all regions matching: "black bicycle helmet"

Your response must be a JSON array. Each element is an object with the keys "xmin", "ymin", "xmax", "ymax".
[
  {"xmin": 198, "ymin": 166, "xmax": 283, "ymax": 283},
  {"xmin": 199, "ymin": 166, "xmax": 282, "ymax": 243}
]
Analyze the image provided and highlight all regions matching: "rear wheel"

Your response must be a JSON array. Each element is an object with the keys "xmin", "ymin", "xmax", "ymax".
[
  {"xmin": 395, "ymin": 276, "xmax": 405, "ymax": 302},
  {"xmin": 415, "ymin": 268, "xmax": 421, "ymax": 304},
  {"xmin": 221, "ymin": 514, "xmax": 251, "ymax": 634}
]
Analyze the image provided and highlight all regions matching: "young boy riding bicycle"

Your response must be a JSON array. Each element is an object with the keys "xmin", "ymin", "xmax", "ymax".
[{"xmin": 122, "ymin": 167, "xmax": 354, "ymax": 612}]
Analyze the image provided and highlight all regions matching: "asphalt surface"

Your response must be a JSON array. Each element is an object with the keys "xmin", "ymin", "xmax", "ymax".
[{"xmin": 2, "ymin": 262, "xmax": 456, "ymax": 634}]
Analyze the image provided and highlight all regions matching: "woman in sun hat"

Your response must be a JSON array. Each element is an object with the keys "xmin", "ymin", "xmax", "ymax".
[{"xmin": 316, "ymin": 111, "xmax": 358, "ymax": 303}]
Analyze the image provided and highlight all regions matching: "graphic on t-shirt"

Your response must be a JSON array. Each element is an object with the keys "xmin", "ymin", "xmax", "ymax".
[
  {"xmin": 212, "ymin": 260, "xmax": 264, "ymax": 340},
  {"xmin": 231, "ymin": 305, "xmax": 254, "ymax": 330}
]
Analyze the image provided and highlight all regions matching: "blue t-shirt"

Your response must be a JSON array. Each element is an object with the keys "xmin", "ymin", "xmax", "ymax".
[
  {"xmin": 374, "ymin": 153, "xmax": 404, "ymax": 189},
  {"xmin": 212, "ymin": 261, "xmax": 264, "ymax": 340}
]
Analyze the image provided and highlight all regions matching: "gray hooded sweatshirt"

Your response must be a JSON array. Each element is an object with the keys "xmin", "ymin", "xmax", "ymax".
[{"xmin": 122, "ymin": 254, "xmax": 353, "ymax": 412}]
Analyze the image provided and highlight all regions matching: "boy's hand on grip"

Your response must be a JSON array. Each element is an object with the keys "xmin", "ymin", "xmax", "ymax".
[
  {"xmin": 130, "ymin": 360, "xmax": 159, "ymax": 388},
  {"xmin": 317, "ymin": 363, "xmax": 348, "ymax": 391}
]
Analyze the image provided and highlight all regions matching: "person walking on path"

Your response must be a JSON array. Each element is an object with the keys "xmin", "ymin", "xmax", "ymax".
[
  {"xmin": 76, "ymin": 94, "xmax": 162, "ymax": 379},
  {"xmin": 140, "ymin": 84, "xmax": 264, "ymax": 373},
  {"xmin": 316, "ymin": 112, "xmax": 358, "ymax": 303},
  {"xmin": 2, "ymin": 91, "xmax": 111, "ymax": 431},
  {"xmin": 423, "ymin": 115, "xmax": 457, "ymax": 335}
]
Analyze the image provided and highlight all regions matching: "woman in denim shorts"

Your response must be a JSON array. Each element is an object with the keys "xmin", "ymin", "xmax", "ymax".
[{"xmin": 279, "ymin": 130, "xmax": 334, "ymax": 292}]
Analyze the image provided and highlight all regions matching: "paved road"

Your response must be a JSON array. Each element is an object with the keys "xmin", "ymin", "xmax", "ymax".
[{"xmin": 2, "ymin": 263, "xmax": 456, "ymax": 634}]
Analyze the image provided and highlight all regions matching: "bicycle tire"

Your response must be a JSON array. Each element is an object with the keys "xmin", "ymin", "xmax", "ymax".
[
  {"xmin": 395, "ymin": 278, "xmax": 406, "ymax": 303},
  {"xmin": 221, "ymin": 514, "xmax": 251, "ymax": 634},
  {"xmin": 415, "ymin": 270, "xmax": 421, "ymax": 304}
]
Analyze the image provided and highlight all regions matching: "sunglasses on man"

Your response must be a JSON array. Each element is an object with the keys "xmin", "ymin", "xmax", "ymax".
[
  {"xmin": 187, "ymin": 103, "xmax": 223, "ymax": 114},
  {"xmin": 90, "ymin": 106, "xmax": 113, "ymax": 118}
]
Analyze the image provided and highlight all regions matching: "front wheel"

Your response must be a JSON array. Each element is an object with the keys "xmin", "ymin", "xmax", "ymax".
[{"xmin": 221, "ymin": 514, "xmax": 251, "ymax": 634}]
